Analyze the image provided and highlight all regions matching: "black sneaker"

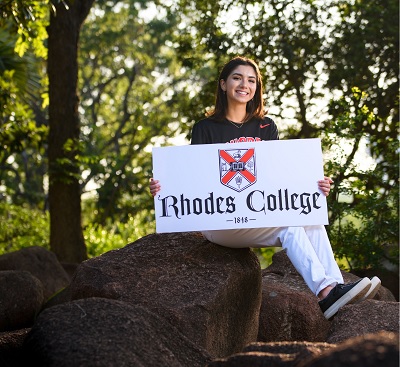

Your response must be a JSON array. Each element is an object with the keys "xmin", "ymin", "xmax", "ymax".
[{"xmin": 318, "ymin": 277, "xmax": 371, "ymax": 320}]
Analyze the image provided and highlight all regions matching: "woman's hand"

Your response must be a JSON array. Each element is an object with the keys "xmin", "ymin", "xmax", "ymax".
[
  {"xmin": 149, "ymin": 178, "xmax": 161, "ymax": 197},
  {"xmin": 318, "ymin": 176, "xmax": 333, "ymax": 196}
]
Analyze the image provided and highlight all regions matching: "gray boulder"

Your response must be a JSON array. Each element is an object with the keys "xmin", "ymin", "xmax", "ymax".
[
  {"xmin": 208, "ymin": 341, "xmax": 333, "ymax": 366},
  {"xmin": 1, "ymin": 235, "xmax": 398, "ymax": 366},
  {"xmin": 258, "ymin": 272, "xmax": 331, "ymax": 342},
  {"xmin": 67, "ymin": 232, "xmax": 262, "ymax": 358},
  {"xmin": 0, "ymin": 270, "xmax": 44, "ymax": 331},
  {"xmin": 299, "ymin": 331, "xmax": 399, "ymax": 367},
  {"xmin": 259, "ymin": 250, "xmax": 397, "ymax": 343},
  {"xmin": 326, "ymin": 299, "xmax": 400, "ymax": 343},
  {"xmin": 207, "ymin": 331, "xmax": 399, "ymax": 367},
  {"xmin": 260, "ymin": 250, "xmax": 331, "ymax": 342},
  {"xmin": 0, "ymin": 328, "xmax": 30, "ymax": 367},
  {"xmin": 0, "ymin": 246, "xmax": 70, "ymax": 300},
  {"xmin": 23, "ymin": 297, "xmax": 211, "ymax": 367}
]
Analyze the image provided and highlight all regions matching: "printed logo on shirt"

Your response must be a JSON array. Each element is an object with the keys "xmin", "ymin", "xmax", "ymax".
[
  {"xmin": 229, "ymin": 137, "xmax": 261, "ymax": 143},
  {"xmin": 219, "ymin": 148, "xmax": 257, "ymax": 192},
  {"xmin": 260, "ymin": 123, "xmax": 271, "ymax": 128}
]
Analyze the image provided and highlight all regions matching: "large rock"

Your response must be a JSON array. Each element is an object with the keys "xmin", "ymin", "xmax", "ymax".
[
  {"xmin": 259, "ymin": 250, "xmax": 330, "ymax": 342},
  {"xmin": 299, "ymin": 331, "xmax": 399, "ymax": 367},
  {"xmin": 2, "ymin": 235, "xmax": 397, "ymax": 366},
  {"xmin": 208, "ymin": 341, "xmax": 333, "ymax": 366},
  {"xmin": 23, "ymin": 297, "xmax": 211, "ymax": 367},
  {"xmin": 0, "ymin": 328, "xmax": 30, "ymax": 367},
  {"xmin": 0, "ymin": 271, "xmax": 44, "ymax": 331},
  {"xmin": 259, "ymin": 249, "xmax": 397, "ymax": 343},
  {"xmin": 208, "ymin": 331, "xmax": 399, "ymax": 367},
  {"xmin": 0, "ymin": 246, "xmax": 70, "ymax": 300},
  {"xmin": 258, "ymin": 251, "xmax": 330, "ymax": 342},
  {"xmin": 258, "ymin": 272, "xmax": 331, "ymax": 342},
  {"xmin": 66, "ymin": 232, "xmax": 262, "ymax": 358},
  {"xmin": 326, "ymin": 299, "xmax": 400, "ymax": 343}
]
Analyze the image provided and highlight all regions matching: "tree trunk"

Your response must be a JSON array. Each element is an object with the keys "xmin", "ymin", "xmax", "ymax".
[{"xmin": 47, "ymin": 0, "xmax": 94, "ymax": 263}]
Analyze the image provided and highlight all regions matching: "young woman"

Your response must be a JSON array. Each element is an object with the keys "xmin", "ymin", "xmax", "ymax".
[{"xmin": 150, "ymin": 56, "xmax": 381, "ymax": 319}]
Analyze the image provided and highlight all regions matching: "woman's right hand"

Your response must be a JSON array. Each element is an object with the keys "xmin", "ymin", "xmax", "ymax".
[{"xmin": 149, "ymin": 178, "xmax": 161, "ymax": 197}]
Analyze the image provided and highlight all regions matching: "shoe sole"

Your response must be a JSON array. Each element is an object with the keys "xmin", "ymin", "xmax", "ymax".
[
  {"xmin": 358, "ymin": 276, "xmax": 381, "ymax": 302},
  {"xmin": 324, "ymin": 278, "xmax": 371, "ymax": 320}
]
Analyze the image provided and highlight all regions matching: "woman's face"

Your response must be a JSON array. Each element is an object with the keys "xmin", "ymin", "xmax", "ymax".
[{"xmin": 220, "ymin": 65, "xmax": 257, "ymax": 106}]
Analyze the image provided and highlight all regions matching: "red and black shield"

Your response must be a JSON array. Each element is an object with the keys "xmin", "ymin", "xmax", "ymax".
[{"xmin": 219, "ymin": 148, "xmax": 257, "ymax": 192}]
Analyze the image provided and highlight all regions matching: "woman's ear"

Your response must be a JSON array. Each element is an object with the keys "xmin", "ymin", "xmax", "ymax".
[{"xmin": 220, "ymin": 79, "xmax": 226, "ymax": 91}]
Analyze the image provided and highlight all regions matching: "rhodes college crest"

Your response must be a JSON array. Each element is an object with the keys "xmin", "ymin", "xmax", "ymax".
[{"xmin": 219, "ymin": 148, "xmax": 257, "ymax": 192}]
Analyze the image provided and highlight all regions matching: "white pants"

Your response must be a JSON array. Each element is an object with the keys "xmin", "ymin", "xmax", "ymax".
[{"xmin": 202, "ymin": 225, "xmax": 343, "ymax": 296}]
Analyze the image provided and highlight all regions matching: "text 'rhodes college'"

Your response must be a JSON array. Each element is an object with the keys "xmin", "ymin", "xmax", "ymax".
[{"xmin": 157, "ymin": 189, "xmax": 323, "ymax": 220}]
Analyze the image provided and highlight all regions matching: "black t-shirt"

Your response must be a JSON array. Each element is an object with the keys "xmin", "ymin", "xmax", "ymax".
[{"xmin": 191, "ymin": 116, "xmax": 279, "ymax": 145}]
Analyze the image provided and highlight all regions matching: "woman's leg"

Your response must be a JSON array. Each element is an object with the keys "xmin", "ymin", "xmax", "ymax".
[
  {"xmin": 202, "ymin": 226, "xmax": 374, "ymax": 319},
  {"xmin": 202, "ymin": 227, "xmax": 285, "ymax": 248},
  {"xmin": 280, "ymin": 226, "xmax": 343, "ymax": 296},
  {"xmin": 303, "ymin": 225, "xmax": 344, "ymax": 287},
  {"xmin": 202, "ymin": 226, "xmax": 343, "ymax": 296}
]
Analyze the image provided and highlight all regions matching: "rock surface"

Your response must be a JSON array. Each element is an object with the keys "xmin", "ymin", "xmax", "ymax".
[
  {"xmin": 259, "ymin": 249, "xmax": 397, "ymax": 343},
  {"xmin": 207, "ymin": 332, "xmax": 399, "ymax": 367},
  {"xmin": 0, "ymin": 271, "xmax": 44, "ymax": 331},
  {"xmin": 208, "ymin": 341, "xmax": 333, "ymax": 366},
  {"xmin": 67, "ymin": 232, "xmax": 262, "ymax": 358},
  {"xmin": 0, "ymin": 246, "xmax": 70, "ymax": 300},
  {"xmin": 299, "ymin": 331, "xmax": 399, "ymax": 367},
  {"xmin": 23, "ymin": 297, "xmax": 211, "ymax": 367},
  {"xmin": 0, "ymin": 328, "xmax": 30, "ymax": 367},
  {"xmin": 259, "ymin": 250, "xmax": 331, "ymax": 342},
  {"xmin": 326, "ymin": 299, "xmax": 400, "ymax": 343},
  {"xmin": 0, "ymin": 234, "xmax": 398, "ymax": 367}
]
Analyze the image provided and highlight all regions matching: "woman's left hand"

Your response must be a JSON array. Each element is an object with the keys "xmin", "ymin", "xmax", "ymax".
[{"xmin": 318, "ymin": 176, "xmax": 334, "ymax": 196}]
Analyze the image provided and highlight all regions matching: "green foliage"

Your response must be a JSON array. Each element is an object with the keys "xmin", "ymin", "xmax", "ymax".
[
  {"xmin": 0, "ymin": 19, "xmax": 48, "ymax": 207},
  {"xmin": 0, "ymin": 0, "xmax": 54, "ymax": 59},
  {"xmin": 327, "ymin": 0, "xmax": 399, "ymax": 124},
  {"xmin": 253, "ymin": 247, "xmax": 279, "ymax": 269},
  {"xmin": 0, "ymin": 203, "xmax": 50, "ymax": 254},
  {"xmin": 0, "ymin": 202, "xmax": 154, "ymax": 258},
  {"xmin": 173, "ymin": 0, "xmax": 398, "ymax": 270},
  {"xmin": 329, "ymin": 190, "xmax": 399, "ymax": 271},
  {"xmin": 0, "ymin": 29, "xmax": 46, "ymax": 152},
  {"xmin": 84, "ymin": 212, "xmax": 155, "ymax": 258},
  {"xmin": 322, "ymin": 88, "xmax": 399, "ymax": 271},
  {"xmin": 0, "ymin": 0, "xmax": 398, "ymax": 272},
  {"xmin": 77, "ymin": 0, "xmax": 211, "ymax": 225}
]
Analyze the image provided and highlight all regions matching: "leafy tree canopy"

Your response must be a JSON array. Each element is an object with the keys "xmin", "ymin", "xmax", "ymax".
[{"xmin": 0, "ymin": 0, "xmax": 398, "ymax": 270}]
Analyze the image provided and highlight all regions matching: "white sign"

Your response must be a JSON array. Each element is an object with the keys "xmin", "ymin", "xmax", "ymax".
[{"xmin": 152, "ymin": 139, "xmax": 328, "ymax": 233}]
